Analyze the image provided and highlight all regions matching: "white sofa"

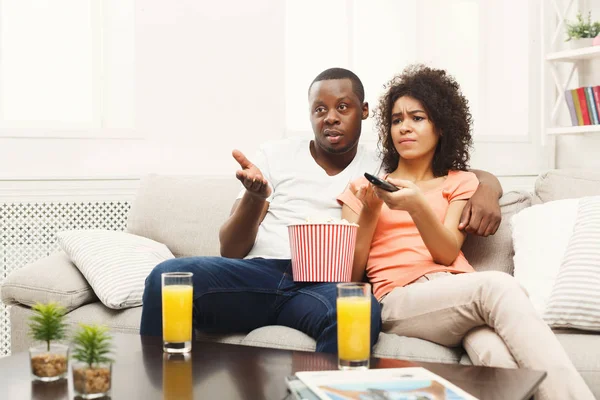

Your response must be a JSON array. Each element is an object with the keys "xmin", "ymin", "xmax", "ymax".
[{"xmin": 2, "ymin": 169, "xmax": 600, "ymax": 396}]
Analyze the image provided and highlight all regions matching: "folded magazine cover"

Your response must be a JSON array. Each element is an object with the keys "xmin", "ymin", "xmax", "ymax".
[{"xmin": 295, "ymin": 367, "xmax": 478, "ymax": 400}]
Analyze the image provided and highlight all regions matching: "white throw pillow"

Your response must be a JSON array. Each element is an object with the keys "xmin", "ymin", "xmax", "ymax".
[
  {"xmin": 510, "ymin": 198, "xmax": 579, "ymax": 315},
  {"xmin": 544, "ymin": 197, "xmax": 600, "ymax": 331},
  {"xmin": 56, "ymin": 230, "xmax": 174, "ymax": 309}
]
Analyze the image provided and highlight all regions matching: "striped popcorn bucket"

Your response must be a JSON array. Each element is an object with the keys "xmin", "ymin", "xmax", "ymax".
[{"xmin": 287, "ymin": 223, "xmax": 357, "ymax": 282}]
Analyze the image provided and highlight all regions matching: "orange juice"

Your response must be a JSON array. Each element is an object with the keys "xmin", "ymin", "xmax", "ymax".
[
  {"xmin": 337, "ymin": 296, "xmax": 371, "ymax": 361},
  {"xmin": 163, "ymin": 355, "xmax": 193, "ymax": 400},
  {"xmin": 162, "ymin": 285, "xmax": 193, "ymax": 343}
]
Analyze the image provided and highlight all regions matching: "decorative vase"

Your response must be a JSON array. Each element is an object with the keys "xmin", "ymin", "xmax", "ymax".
[
  {"xmin": 567, "ymin": 38, "xmax": 594, "ymax": 50},
  {"xmin": 29, "ymin": 343, "xmax": 69, "ymax": 382},
  {"xmin": 72, "ymin": 362, "xmax": 112, "ymax": 399}
]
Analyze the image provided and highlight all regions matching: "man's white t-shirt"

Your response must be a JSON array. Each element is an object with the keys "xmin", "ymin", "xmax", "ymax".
[{"xmin": 236, "ymin": 137, "xmax": 380, "ymax": 260}]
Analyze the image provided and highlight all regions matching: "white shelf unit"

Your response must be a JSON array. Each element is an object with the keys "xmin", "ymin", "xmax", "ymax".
[
  {"xmin": 547, "ymin": 125, "xmax": 600, "ymax": 135},
  {"xmin": 542, "ymin": 0, "xmax": 600, "ymax": 150},
  {"xmin": 546, "ymin": 45, "xmax": 600, "ymax": 62}
]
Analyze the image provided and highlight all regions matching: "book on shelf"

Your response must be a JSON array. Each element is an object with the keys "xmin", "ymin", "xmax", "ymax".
[
  {"xmin": 565, "ymin": 89, "xmax": 578, "ymax": 126},
  {"xmin": 565, "ymin": 86, "xmax": 600, "ymax": 126},
  {"xmin": 576, "ymin": 87, "xmax": 592, "ymax": 125},
  {"xmin": 571, "ymin": 89, "xmax": 584, "ymax": 125},
  {"xmin": 585, "ymin": 87, "xmax": 599, "ymax": 125},
  {"xmin": 292, "ymin": 367, "xmax": 478, "ymax": 400},
  {"xmin": 594, "ymin": 87, "xmax": 600, "ymax": 123}
]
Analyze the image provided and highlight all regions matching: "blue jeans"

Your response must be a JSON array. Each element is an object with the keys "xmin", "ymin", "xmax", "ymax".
[{"xmin": 140, "ymin": 257, "xmax": 381, "ymax": 353}]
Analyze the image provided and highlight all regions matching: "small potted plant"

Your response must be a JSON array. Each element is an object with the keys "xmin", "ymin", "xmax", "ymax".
[
  {"xmin": 71, "ymin": 324, "xmax": 114, "ymax": 399},
  {"xmin": 565, "ymin": 12, "xmax": 600, "ymax": 49},
  {"xmin": 28, "ymin": 302, "xmax": 69, "ymax": 381}
]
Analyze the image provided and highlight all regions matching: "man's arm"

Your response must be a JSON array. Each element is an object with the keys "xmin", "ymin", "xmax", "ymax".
[
  {"xmin": 471, "ymin": 169, "xmax": 503, "ymax": 198},
  {"xmin": 219, "ymin": 196, "xmax": 269, "ymax": 258},
  {"xmin": 219, "ymin": 150, "xmax": 272, "ymax": 258},
  {"xmin": 458, "ymin": 169, "xmax": 503, "ymax": 237}
]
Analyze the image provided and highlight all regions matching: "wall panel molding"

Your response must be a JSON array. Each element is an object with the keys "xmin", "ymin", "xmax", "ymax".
[{"xmin": 0, "ymin": 178, "xmax": 141, "ymax": 203}]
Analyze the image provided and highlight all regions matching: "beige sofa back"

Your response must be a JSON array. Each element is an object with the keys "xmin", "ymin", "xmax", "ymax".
[
  {"xmin": 534, "ymin": 169, "xmax": 600, "ymax": 203},
  {"xmin": 127, "ymin": 175, "xmax": 241, "ymax": 258},
  {"xmin": 126, "ymin": 174, "xmax": 533, "ymax": 276},
  {"xmin": 462, "ymin": 190, "xmax": 531, "ymax": 275},
  {"xmin": 125, "ymin": 170, "xmax": 600, "ymax": 274}
]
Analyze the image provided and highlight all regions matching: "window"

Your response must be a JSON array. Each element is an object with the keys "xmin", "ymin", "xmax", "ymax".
[
  {"xmin": 285, "ymin": 0, "xmax": 545, "ymax": 175},
  {"xmin": 0, "ymin": 0, "xmax": 135, "ymax": 138}
]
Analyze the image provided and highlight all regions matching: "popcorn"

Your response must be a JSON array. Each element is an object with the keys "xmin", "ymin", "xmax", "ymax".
[{"xmin": 302, "ymin": 217, "xmax": 358, "ymax": 227}]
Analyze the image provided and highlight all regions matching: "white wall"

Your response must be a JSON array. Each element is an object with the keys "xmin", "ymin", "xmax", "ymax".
[
  {"xmin": 1, "ymin": 0, "xmax": 594, "ymax": 187},
  {"xmin": 0, "ymin": 0, "xmax": 285, "ymax": 179}
]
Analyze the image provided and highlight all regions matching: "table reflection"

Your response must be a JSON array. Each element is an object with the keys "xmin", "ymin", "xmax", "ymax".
[{"xmin": 163, "ymin": 353, "xmax": 193, "ymax": 400}]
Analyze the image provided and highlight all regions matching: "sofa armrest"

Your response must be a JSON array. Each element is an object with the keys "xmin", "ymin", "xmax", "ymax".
[{"xmin": 1, "ymin": 251, "xmax": 97, "ymax": 311}]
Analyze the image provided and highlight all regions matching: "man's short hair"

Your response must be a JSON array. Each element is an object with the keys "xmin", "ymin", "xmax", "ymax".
[{"xmin": 309, "ymin": 68, "xmax": 365, "ymax": 103}]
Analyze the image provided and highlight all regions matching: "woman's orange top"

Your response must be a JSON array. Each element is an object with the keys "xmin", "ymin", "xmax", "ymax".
[{"xmin": 338, "ymin": 170, "xmax": 479, "ymax": 300}]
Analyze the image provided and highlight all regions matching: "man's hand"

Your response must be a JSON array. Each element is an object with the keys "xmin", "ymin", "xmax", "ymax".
[
  {"xmin": 232, "ymin": 150, "xmax": 272, "ymax": 200},
  {"xmin": 459, "ymin": 183, "xmax": 502, "ymax": 237}
]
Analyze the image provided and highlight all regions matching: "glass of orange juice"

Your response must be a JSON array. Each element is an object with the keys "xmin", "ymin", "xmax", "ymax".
[
  {"xmin": 336, "ymin": 282, "xmax": 371, "ymax": 370},
  {"xmin": 162, "ymin": 272, "xmax": 193, "ymax": 353}
]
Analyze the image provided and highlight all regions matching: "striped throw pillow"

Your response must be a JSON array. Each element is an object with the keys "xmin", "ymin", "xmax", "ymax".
[
  {"xmin": 544, "ymin": 196, "xmax": 600, "ymax": 331},
  {"xmin": 56, "ymin": 230, "xmax": 174, "ymax": 309}
]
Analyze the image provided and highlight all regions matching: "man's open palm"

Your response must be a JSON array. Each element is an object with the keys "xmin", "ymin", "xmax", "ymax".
[{"xmin": 232, "ymin": 150, "xmax": 272, "ymax": 199}]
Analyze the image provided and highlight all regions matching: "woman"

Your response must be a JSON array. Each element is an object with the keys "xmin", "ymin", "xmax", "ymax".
[{"xmin": 338, "ymin": 65, "xmax": 592, "ymax": 400}]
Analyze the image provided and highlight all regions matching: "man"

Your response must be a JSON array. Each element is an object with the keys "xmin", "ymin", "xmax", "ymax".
[{"xmin": 140, "ymin": 68, "xmax": 502, "ymax": 352}]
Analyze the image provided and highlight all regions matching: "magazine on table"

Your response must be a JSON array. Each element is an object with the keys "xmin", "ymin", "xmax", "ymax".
[{"xmin": 294, "ymin": 367, "xmax": 479, "ymax": 400}]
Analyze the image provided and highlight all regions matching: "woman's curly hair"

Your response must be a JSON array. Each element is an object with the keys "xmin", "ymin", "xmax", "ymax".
[{"xmin": 373, "ymin": 64, "xmax": 473, "ymax": 176}]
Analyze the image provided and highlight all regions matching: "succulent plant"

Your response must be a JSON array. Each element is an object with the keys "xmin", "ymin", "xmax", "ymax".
[
  {"xmin": 71, "ymin": 324, "xmax": 114, "ymax": 369},
  {"xmin": 28, "ymin": 302, "xmax": 68, "ymax": 352},
  {"xmin": 566, "ymin": 12, "xmax": 600, "ymax": 41}
]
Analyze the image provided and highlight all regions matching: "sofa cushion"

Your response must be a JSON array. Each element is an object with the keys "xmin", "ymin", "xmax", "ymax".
[
  {"xmin": 67, "ymin": 302, "xmax": 142, "ymax": 333},
  {"xmin": 510, "ymin": 198, "xmax": 580, "ymax": 315},
  {"xmin": 195, "ymin": 331, "xmax": 246, "ymax": 345},
  {"xmin": 126, "ymin": 175, "xmax": 241, "ymax": 257},
  {"xmin": 555, "ymin": 330, "xmax": 600, "ymax": 396},
  {"xmin": 534, "ymin": 169, "xmax": 600, "ymax": 204},
  {"xmin": 1, "ymin": 252, "xmax": 97, "ymax": 312},
  {"xmin": 544, "ymin": 197, "xmax": 600, "ymax": 331},
  {"xmin": 372, "ymin": 332, "xmax": 465, "ymax": 364},
  {"xmin": 56, "ymin": 230, "xmax": 175, "ymax": 309},
  {"xmin": 242, "ymin": 326, "xmax": 317, "ymax": 351},
  {"xmin": 461, "ymin": 190, "xmax": 532, "ymax": 275},
  {"xmin": 10, "ymin": 304, "xmax": 41, "ymax": 353},
  {"xmin": 9, "ymin": 302, "xmax": 142, "ymax": 353},
  {"xmin": 227, "ymin": 327, "xmax": 464, "ymax": 365}
]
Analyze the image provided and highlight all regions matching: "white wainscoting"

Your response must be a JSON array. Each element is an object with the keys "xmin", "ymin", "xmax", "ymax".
[{"xmin": 0, "ymin": 177, "xmax": 141, "ymax": 202}]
